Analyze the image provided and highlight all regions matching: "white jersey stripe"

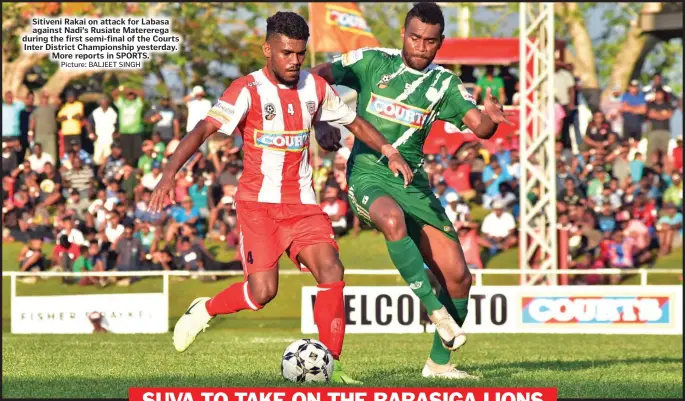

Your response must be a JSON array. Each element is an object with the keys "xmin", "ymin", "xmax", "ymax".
[
  {"xmin": 296, "ymin": 72, "xmax": 320, "ymax": 205},
  {"xmin": 254, "ymin": 69, "xmax": 286, "ymax": 203}
]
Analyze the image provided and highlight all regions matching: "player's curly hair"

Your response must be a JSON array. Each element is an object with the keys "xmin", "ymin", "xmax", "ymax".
[
  {"xmin": 405, "ymin": 2, "xmax": 445, "ymax": 35},
  {"xmin": 266, "ymin": 11, "xmax": 310, "ymax": 41}
]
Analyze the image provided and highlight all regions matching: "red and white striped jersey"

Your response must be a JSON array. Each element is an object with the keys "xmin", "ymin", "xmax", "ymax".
[{"xmin": 204, "ymin": 67, "xmax": 356, "ymax": 205}]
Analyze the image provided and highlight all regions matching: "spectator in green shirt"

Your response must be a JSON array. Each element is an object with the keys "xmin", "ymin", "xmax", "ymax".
[
  {"xmin": 112, "ymin": 86, "xmax": 145, "ymax": 165},
  {"xmin": 473, "ymin": 65, "xmax": 506, "ymax": 105},
  {"xmin": 663, "ymin": 172, "xmax": 683, "ymax": 208},
  {"xmin": 138, "ymin": 140, "xmax": 160, "ymax": 175}
]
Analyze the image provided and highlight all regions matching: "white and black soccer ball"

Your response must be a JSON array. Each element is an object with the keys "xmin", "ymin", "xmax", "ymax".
[{"xmin": 281, "ymin": 338, "xmax": 334, "ymax": 383}]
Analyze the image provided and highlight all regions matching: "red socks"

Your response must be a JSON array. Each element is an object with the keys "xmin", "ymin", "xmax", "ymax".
[
  {"xmin": 314, "ymin": 281, "xmax": 346, "ymax": 360},
  {"xmin": 205, "ymin": 281, "xmax": 263, "ymax": 316}
]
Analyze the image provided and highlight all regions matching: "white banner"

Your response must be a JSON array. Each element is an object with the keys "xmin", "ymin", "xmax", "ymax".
[
  {"xmin": 12, "ymin": 293, "xmax": 168, "ymax": 334},
  {"xmin": 302, "ymin": 286, "xmax": 424, "ymax": 334},
  {"xmin": 301, "ymin": 286, "xmax": 683, "ymax": 335}
]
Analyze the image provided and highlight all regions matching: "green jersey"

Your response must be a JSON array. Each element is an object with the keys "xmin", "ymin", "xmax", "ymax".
[{"xmin": 330, "ymin": 47, "xmax": 477, "ymax": 185}]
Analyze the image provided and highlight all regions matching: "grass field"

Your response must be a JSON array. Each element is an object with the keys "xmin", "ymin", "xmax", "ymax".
[
  {"xmin": 2, "ymin": 330, "xmax": 683, "ymax": 398},
  {"xmin": 2, "ymin": 230, "xmax": 683, "ymax": 398}
]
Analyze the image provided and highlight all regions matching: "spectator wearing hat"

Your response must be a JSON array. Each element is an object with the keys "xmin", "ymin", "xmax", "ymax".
[
  {"xmin": 645, "ymin": 88, "xmax": 675, "ymax": 167},
  {"xmin": 56, "ymin": 90, "xmax": 84, "ymax": 151},
  {"xmin": 140, "ymin": 160, "xmax": 164, "ymax": 192},
  {"xmin": 620, "ymin": 80, "xmax": 647, "ymax": 143},
  {"xmin": 601, "ymin": 84, "xmax": 625, "ymax": 137},
  {"xmin": 657, "ymin": 203, "xmax": 683, "ymax": 255},
  {"xmin": 433, "ymin": 178, "xmax": 457, "ymax": 208},
  {"xmin": 112, "ymin": 85, "xmax": 145, "ymax": 165},
  {"xmin": 184, "ymin": 85, "xmax": 212, "ymax": 153},
  {"xmin": 145, "ymin": 96, "xmax": 179, "ymax": 144},
  {"xmin": 480, "ymin": 200, "xmax": 517, "ymax": 256},
  {"xmin": 61, "ymin": 140, "xmax": 93, "ymax": 170},
  {"xmin": 86, "ymin": 96, "xmax": 118, "ymax": 165},
  {"xmin": 444, "ymin": 192, "xmax": 470, "ymax": 225}
]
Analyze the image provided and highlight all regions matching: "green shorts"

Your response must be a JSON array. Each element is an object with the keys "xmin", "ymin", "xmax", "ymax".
[{"xmin": 347, "ymin": 173, "xmax": 458, "ymax": 244}]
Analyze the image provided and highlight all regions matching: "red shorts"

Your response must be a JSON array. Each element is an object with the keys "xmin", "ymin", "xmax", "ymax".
[{"xmin": 235, "ymin": 200, "xmax": 339, "ymax": 277}]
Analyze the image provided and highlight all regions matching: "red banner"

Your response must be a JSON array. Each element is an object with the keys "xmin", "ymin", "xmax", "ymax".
[
  {"xmin": 308, "ymin": 3, "xmax": 380, "ymax": 53},
  {"xmin": 129, "ymin": 388, "xmax": 557, "ymax": 401}
]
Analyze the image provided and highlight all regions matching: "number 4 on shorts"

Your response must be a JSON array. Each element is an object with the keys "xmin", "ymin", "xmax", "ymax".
[{"xmin": 246, "ymin": 251, "xmax": 254, "ymax": 264}]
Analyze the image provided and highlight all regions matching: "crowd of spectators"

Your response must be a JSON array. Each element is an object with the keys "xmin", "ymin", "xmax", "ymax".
[{"xmin": 2, "ymin": 64, "xmax": 682, "ymax": 286}]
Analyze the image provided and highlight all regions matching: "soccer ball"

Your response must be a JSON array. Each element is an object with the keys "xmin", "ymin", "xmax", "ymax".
[{"xmin": 281, "ymin": 338, "xmax": 334, "ymax": 382}]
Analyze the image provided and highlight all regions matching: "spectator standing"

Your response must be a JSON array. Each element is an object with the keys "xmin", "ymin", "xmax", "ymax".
[
  {"xmin": 473, "ymin": 65, "xmax": 505, "ymax": 104},
  {"xmin": 57, "ymin": 91, "xmax": 84, "ymax": 150},
  {"xmin": 620, "ymin": 80, "xmax": 647, "ymax": 143},
  {"xmin": 601, "ymin": 85, "xmax": 624, "ymax": 137},
  {"xmin": 3, "ymin": 91, "xmax": 25, "ymax": 159},
  {"xmin": 145, "ymin": 96, "xmax": 179, "ymax": 144},
  {"xmin": 554, "ymin": 61, "xmax": 576, "ymax": 149},
  {"xmin": 645, "ymin": 88, "xmax": 674, "ymax": 166},
  {"xmin": 18, "ymin": 92, "xmax": 35, "ymax": 164},
  {"xmin": 184, "ymin": 86, "xmax": 212, "ymax": 154},
  {"xmin": 87, "ymin": 96, "xmax": 118, "ymax": 166},
  {"xmin": 29, "ymin": 92, "xmax": 59, "ymax": 161},
  {"xmin": 113, "ymin": 86, "xmax": 145, "ymax": 165}
]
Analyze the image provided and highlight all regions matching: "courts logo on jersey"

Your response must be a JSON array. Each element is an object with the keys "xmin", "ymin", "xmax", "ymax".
[
  {"xmin": 264, "ymin": 103, "xmax": 277, "ymax": 121},
  {"xmin": 254, "ymin": 129, "xmax": 309, "ymax": 152},
  {"xmin": 366, "ymin": 93, "xmax": 430, "ymax": 129},
  {"xmin": 306, "ymin": 101, "xmax": 317, "ymax": 116},
  {"xmin": 521, "ymin": 296, "xmax": 671, "ymax": 325},
  {"xmin": 325, "ymin": 5, "xmax": 374, "ymax": 37}
]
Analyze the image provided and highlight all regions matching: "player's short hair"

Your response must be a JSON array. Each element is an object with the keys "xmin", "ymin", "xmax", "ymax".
[
  {"xmin": 266, "ymin": 11, "xmax": 310, "ymax": 41},
  {"xmin": 405, "ymin": 2, "xmax": 445, "ymax": 34}
]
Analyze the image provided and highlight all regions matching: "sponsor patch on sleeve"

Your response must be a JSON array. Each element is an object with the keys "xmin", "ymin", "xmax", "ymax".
[
  {"xmin": 341, "ymin": 49, "xmax": 364, "ymax": 67},
  {"xmin": 206, "ymin": 100, "xmax": 235, "ymax": 125}
]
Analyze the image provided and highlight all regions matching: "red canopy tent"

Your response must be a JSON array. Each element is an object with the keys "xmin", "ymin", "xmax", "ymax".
[{"xmin": 423, "ymin": 37, "xmax": 565, "ymax": 155}]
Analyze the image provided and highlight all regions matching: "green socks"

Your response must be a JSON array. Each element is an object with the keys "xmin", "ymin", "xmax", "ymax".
[
  {"xmin": 386, "ymin": 237, "xmax": 443, "ymax": 314},
  {"xmin": 429, "ymin": 291, "xmax": 469, "ymax": 365}
]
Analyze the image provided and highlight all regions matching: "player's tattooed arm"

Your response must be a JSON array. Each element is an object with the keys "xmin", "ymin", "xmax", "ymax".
[
  {"xmin": 462, "ymin": 87, "xmax": 513, "ymax": 139},
  {"xmin": 148, "ymin": 120, "xmax": 219, "ymax": 212}
]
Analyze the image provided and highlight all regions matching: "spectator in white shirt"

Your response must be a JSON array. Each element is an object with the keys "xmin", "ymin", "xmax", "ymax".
[
  {"xmin": 184, "ymin": 86, "xmax": 212, "ymax": 153},
  {"xmin": 140, "ymin": 160, "xmax": 164, "ymax": 191},
  {"xmin": 480, "ymin": 200, "xmax": 518, "ymax": 256},
  {"xmin": 26, "ymin": 143, "xmax": 54, "ymax": 174},
  {"xmin": 444, "ymin": 192, "xmax": 470, "ymax": 226},
  {"xmin": 87, "ymin": 97, "xmax": 118, "ymax": 165},
  {"xmin": 320, "ymin": 186, "xmax": 348, "ymax": 237},
  {"xmin": 104, "ymin": 211, "xmax": 125, "ymax": 249},
  {"xmin": 57, "ymin": 215, "xmax": 87, "ymax": 246}
]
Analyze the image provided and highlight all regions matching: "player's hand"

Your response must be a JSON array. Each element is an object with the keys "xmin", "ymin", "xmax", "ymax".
[
  {"xmin": 314, "ymin": 122, "xmax": 342, "ymax": 152},
  {"xmin": 483, "ymin": 87, "xmax": 513, "ymax": 126},
  {"xmin": 148, "ymin": 175, "xmax": 175, "ymax": 213},
  {"xmin": 387, "ymin": 153, "xmax": 414, "ymax": 188}
]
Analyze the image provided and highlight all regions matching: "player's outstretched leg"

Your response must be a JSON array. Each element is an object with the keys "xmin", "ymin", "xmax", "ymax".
[
  {"xmin": 172, "ymin": 269, "xmax": 276, "ymax": 352},
  {"xmin": 368, "ymin": 196, "xmax": 464, "ymax": 352},
  {"xmin": 297, "ymin": 242, "xmax": 361, "ymax": 384},
  {"xmin": 418, "ymin": 225, "xmax": 478, "ymax": 379}
]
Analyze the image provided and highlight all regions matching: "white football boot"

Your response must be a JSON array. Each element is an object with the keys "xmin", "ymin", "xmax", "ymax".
[
  {"xmin": 173, "ymin": 297, "xmax": 213, "ymax": 352},
  {"xmin": 428, "ymin": 306, "xmax": 467, "ymax": 351},
  {"xmin": 422, "ymin": 358, "xmax": 480, "ymax": 379}
]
